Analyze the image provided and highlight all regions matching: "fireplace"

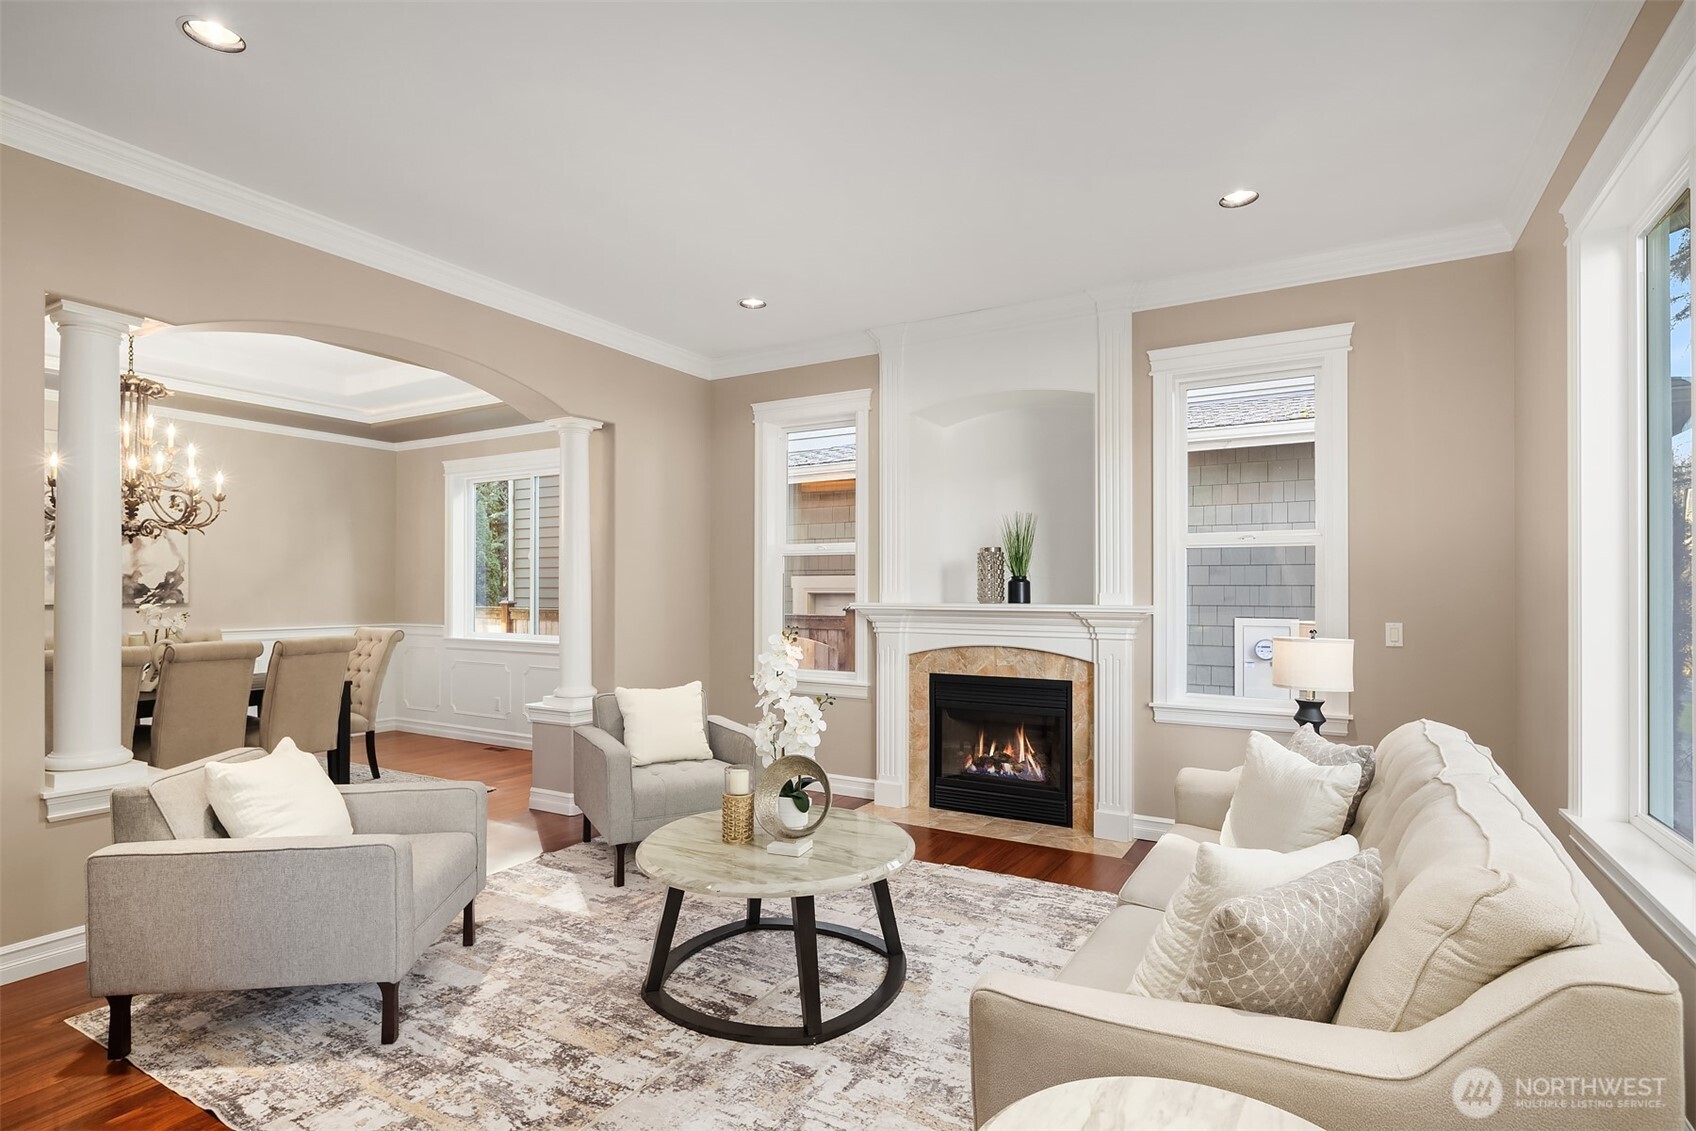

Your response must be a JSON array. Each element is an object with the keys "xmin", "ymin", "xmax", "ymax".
[{"xmin": 929, "ymin": 673, "xmax": 1073, "ymax": 827}]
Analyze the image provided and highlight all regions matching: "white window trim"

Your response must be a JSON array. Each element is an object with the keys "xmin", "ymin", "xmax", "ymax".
[
  {"xmin": 1148, "ymin": 323, "xmax": 1353, "ymax": 735},
  {"xmin": 752, "ymin": 388, "xmax": 873, "ymax": 698},
  {"xmin": 1561, "ymin": 3, "xmax": 1696, "ymax": 964},
  {"xmin": 442, "ymin": 448, "xmax": 561, "ymax": 644}
]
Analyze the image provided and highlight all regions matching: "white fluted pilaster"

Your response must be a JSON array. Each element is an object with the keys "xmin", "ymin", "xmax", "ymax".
[
  {"xmin": 1095, "ymin": 305, "xmax": 1135, "ymax": 605},
  {"xmin": 42, "ymin": 301, "xmax": 149, "ymax": 813}
]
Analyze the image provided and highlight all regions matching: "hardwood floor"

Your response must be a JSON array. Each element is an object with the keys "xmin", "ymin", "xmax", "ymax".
[{"xmin": 0, "ymin": 732, "xmax": 1152, "ymax": 1131}]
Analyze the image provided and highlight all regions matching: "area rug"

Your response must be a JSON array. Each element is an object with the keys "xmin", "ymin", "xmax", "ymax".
[{"xmin": 68, "ymin": 843, "xmax": 1115, "ymax": 1130}]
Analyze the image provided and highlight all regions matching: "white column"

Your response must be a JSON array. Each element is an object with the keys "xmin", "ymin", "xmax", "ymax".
[
  {"xmin": 1095, "ymin": 304, "xmax": 1135, "ymax": 605},
  {"xmin": 534, "ymin": 415, "xmax": 602, "ymax": 722},
  {"xmin": 43, "ymin": 301, "xmax": 149, "ymax": 815}
]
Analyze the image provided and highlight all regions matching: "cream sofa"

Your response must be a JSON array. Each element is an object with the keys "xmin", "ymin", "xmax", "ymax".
[{"xmin": 970, "ymin": 720, "xmax": 1685, "ymax": 1130}]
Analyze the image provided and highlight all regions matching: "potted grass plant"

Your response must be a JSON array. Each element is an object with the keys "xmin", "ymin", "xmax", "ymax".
[{"xmin": 1001, "ymin": 511, "xmax": 1037, "ymax": 603}]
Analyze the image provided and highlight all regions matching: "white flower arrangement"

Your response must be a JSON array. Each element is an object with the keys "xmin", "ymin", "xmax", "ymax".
[
  {"xmin": 751, "ymin": 628, "xmax": 833, "ymax": 768},
  {"xmin": 136, "ymin": 600, "xmax": 190, "ymax": 644}
]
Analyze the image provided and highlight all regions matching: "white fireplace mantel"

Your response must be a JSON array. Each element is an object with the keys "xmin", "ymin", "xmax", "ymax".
[{"xmin": 857, "ymin": 602, "xmax": 1152, "ymax": 841}]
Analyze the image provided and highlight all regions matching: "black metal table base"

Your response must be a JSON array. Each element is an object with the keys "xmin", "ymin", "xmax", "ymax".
[{"xmin": 641, "ymin": 880, "xmax": 905, "ymax": 1045}]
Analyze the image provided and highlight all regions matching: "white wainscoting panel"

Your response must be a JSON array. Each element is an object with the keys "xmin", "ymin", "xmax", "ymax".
[{"xmin": 223, "ymin": 623, "xmax": 550, "ymax": 749}]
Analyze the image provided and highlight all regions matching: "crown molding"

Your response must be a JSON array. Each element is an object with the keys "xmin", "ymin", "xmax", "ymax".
[
  {"xmin": 1, "ymin": 98, "xmax": 715, "ymax": 379},
  {"xmin": 1091, "ymin": 220, "xmax": 1513, "ymax": 315},
  {"xmin": 708, "ymin": 330, "xmax": 877, "ymax": 380},
  {"xmin": 1499, "ymin": 0, "xmax": 1642, "ymax": 243},
  {"xmin": 42, "ymin": 384, "xmax": 552, "ymax": 453}
]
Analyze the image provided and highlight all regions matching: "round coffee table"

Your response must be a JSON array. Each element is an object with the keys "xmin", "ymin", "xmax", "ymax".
[
  {"xmin": 634, "ymin": 808, "xmax": 914, "ymax": 1046},
  {"xmin": 981, "ymin": 1076, "xmax": 1320, "ymax": 1130}
]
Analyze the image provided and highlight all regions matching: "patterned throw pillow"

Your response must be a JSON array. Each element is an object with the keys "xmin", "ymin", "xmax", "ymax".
[
  {"xmin": 1288, "ymin": 725, "xmax": 1375, "ymax": 832},
  {"xmin": 1178, "ymin": 849, "xmax": 1383, "ymax": 1023}
]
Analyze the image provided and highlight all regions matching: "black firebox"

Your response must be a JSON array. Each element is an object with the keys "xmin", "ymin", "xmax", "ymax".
[{"xmin": 928, "ymin": 673, "xmax": 1072, "ymax": 828}]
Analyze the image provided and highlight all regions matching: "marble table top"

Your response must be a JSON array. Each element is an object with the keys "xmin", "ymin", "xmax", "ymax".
[
  {"xmin": 634, "ymin": 809, "xmax": 915, "ymax": 899},
  {"xmin": 981, "ymin": 1076, "xmax": 1320, "ymax": 1131}
]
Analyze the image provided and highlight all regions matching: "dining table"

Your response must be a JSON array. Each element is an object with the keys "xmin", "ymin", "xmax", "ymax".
[{"xmin": 135, "ymin": 673, "xmax": 356, "ymax": 784}]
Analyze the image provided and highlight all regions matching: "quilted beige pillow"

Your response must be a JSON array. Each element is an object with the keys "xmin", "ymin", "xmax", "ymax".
[
  {"xmin": 1333, "ymin": 863, "xmax": 1598, "ymax": 1030},
  {"xmin": 1180, "ymin": 849, "xmax": 1383, "ymax": 1022},
  {"xmin": 1127, "ymin": 834, "xmax": 1359, "ymax": 1000},
  {"xmin": 1287, "ymin": 724, "xmax": 1375, "ymax": 832}
]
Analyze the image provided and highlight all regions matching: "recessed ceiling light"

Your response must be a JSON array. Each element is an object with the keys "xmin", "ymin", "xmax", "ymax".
[
  {"xmin": 179, "ymin": 17, "xmax": 246, "ymax": 53},
  {"xmin": 739, "ymin": 297, "xmax": 767, "ymax": 310},
  {"xmin": 1219, "ymin": 189, "xmax": 1260, "ymax": 209}
]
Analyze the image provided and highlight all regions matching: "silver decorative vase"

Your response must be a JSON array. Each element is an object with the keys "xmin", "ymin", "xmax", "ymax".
[{"xmin": 977, "ymin": 546, "xmax": 1006, "ymax": 604}]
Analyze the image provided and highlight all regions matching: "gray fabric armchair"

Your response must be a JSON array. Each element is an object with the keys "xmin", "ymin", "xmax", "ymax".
[
  {"xmin": 573, "ymin": 692, "xmax": 756, "ymax": 886},
  {"xmin": 87, "ymin": 748, "xmax": 486, "ymax": 1059}
]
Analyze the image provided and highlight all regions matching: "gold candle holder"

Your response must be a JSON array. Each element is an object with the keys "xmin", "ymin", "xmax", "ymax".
[{"xmin": 722, "ymin": 791, "xmax": 754, "ymax": 844}]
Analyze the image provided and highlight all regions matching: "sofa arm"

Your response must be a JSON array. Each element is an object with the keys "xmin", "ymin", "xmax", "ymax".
[
  {"xmin": 707, "ymin": 715, "xmax": 757, "ymax": 767},
  {"xmin": 340, "ymin": 780, "xmax": 487, "ymax": 887},
  {"xmin": 87, "ymin": 836, "xmax": 416, "ymax": 998},
  {"xmin": 574, "ymin": 724, "xmax": 634, "ymax": 841},
  {"xmin": 970, "ymin": 963, "xmax": 1684, "ymax": 1130},
  {"xmin": 1173, "ymin": 765, "xmax": 1240, "ymax": 832}
]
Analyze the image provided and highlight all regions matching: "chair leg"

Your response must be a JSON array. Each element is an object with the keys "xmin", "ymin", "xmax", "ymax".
[
  {"xmin": 106, "ymin": 995, "xmax": 132, "ymax": 1061},
  {"xmin": 462, "ymin": 899, "xmax": 475, "ymax": 946},
  {"xmin": 365, "ymin": 729, "xmax": 380, "ymax": 779},
  {"xmin": 615, "ymin": 842, "xmax": 627, "ymax": 887},
  {"xmin": 379, "ymin": 982, "xmax": 399, "ymax": 1044},
  {"xmin": 583, "ymin": 814, "xmax": 593, "ymax": 844}
]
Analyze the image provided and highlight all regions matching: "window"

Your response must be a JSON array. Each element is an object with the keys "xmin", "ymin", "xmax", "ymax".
[
  {"xmin": 1149, "ymin": 325, "xmax": 1352, "ymax": 732},
  {"xmin": 1644, "ymin": 190, "xmax": 1694, "ymax": 845},
  {"xmin": 444, "ymin": 450, "xmax": 560, "ymax": 639},
  {"xmin": 752, "ymin": 389, "xmax": 872, "ymax": 696}
]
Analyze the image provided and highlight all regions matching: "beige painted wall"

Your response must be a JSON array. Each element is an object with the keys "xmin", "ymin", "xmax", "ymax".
[
  {"xmin": 706, "ymin": 357, "xmax": 880, "ymax": 783},
  {"xmin": 1509, "ymin": 3, "xmax": 1693, "ymax": 1113},
  {"xmin": 1, "ymin": 147, "xmax": 711, "ymax": 947},
  {"xmin": 44, "ymin": 404, "xmax": 400, "ymax": 635},
  {"xmin": 1129, "ymin": 254, "xmax": 1520, "ymax": 803}
]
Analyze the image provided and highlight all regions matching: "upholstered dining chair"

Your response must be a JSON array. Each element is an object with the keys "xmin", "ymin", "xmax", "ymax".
[
  {"xmin": 347, "ymin": 628, "xmax": 406, "ymax": 778},
  {"xmin": 44, "ymin": 646, "xmax": 153, "ymax": 755},
  {"xmin": 125, "ymin": 629, "xmax": 224, "ymax": 644},
  {"xmin": 145, "ymin": 640, "xmax": 264, "ymax": 769},
  {"xmin": 249, "ymin": 636, "xmax": 357, "ymax": 755}
]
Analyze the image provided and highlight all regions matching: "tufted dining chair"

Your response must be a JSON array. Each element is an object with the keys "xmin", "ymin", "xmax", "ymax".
[{"xmin": 347, "ymin": 628, "xmax": 406, "ymax": 778}]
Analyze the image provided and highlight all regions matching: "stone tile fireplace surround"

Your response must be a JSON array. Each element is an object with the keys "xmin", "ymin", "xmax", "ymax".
[{"xmin": 858, "ymin": 605, "xmax": 1149, "ymax": 842}]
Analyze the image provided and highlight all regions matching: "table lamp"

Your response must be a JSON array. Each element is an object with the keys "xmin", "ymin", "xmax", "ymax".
[{"xmin": 1271, "ymin": 633, "xmax": 1354, "ymax": 733}]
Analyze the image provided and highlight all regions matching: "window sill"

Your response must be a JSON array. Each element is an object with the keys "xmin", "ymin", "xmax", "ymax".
[
  {"xmin": 797, "ymin": 675, "xmax": 869, "ymax": 700},
  {"xmin": 1562, "ymin": 811, "xmax": 1696, "ymax": 965},
  {"xmin": 1150, "ymin": 698, "xmax": 1352, "ymax": 738},
  {"xmin": 442, "ymin": 634, "xmax": 559, "ymax": 653}
]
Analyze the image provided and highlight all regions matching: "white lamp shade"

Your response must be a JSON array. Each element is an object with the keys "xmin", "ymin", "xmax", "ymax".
[{"xmin": 1271, "ymin": 636, "xmax": 1355, "ymax": 694}]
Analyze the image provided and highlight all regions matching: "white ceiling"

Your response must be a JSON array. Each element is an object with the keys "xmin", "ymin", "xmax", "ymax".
[
  {"xmin": 43, "ymin": 318, "xmax": 496, "ymax": 424},
  {"xmin": 1, "ymin": 2, "xmax": 1634, "ymax": 376}
]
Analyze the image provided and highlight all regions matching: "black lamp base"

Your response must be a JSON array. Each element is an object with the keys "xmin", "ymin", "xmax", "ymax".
[{"xmin": 1293, "ymin": 698, "xmax": 1327, "ymax": 733}]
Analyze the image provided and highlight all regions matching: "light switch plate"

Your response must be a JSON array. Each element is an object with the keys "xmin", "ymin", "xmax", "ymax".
[{"xmin": 1385, "ymin": 622, "xmax": 1404, "ymax": 648}]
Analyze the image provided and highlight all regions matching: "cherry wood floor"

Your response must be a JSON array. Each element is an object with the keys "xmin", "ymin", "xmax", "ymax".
[{"xmin": 0, "ymin": 732, "xmax": 1152, "ymax": 1131}]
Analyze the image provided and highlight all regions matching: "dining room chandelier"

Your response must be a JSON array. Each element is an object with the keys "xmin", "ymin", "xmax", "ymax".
[{"xmin": 44, "ymin": 334, "xmax": 227, "ymax": 542}]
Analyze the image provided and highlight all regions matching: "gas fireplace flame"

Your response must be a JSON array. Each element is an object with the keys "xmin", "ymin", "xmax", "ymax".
[{"xmin": 962, "ymin": 725, "xmax": 1048, "ymax": 782}]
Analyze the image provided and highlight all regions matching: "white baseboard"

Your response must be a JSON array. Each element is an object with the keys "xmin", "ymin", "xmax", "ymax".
[
  {"xmin": 529, "ymin": 787, "xmax": 581, "ymax": 816},
  {"xmin": 0, "ymin": 925, "xmax": 85, "ymax": 985},
  {"xmin": 378, "ymin": 717, "xmax": 533, "ymax": 750},
  {"xmin": 827, "ymin": 774, "xmax": 877, "ymax": 800},
  {"xmin": 1132, "ymin": 814, "xmax": 1175, "ymax": 841}
]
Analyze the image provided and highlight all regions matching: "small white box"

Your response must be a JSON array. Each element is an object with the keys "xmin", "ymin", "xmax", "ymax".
[{"xmin": 766, "ymin": 837, "xmax": 814, "ymax": 857}]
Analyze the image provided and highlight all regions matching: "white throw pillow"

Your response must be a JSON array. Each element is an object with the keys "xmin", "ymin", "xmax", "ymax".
[
  {"xmin": 204, "ymin": 739, "xmax": 353, "ymax": 839},
  {"xmin": 615, "ymin": 681, "xmax": 714, "ymax": 766},
  {"xmin": 1128, "ymin": 834, "xmax": 1360, "ymax": 1000},
  {"xmin": 1220, "ymin": 731, "xmax": 1361, "ymax": 851}
]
